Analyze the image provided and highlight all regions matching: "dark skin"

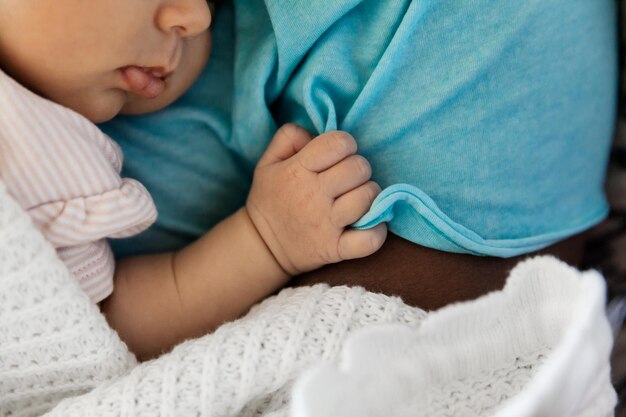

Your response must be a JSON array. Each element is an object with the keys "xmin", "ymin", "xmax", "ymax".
[{"xmin": 290, "ymin": 232, "xmax": 587, "ymax": 311}]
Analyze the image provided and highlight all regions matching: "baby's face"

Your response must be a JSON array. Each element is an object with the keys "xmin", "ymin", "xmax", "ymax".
[{"xmin": 0, "ymin": 0, "xmax": 212, "ymax": 123}]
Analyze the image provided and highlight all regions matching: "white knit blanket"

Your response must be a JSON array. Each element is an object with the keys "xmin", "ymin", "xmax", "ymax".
[{"xmin": 0, "ymin": 181, "xmax": 617, "ymax": 417}]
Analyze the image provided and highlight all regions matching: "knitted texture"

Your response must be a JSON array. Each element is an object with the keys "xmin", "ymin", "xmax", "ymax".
[
  {"xmin": 0, "ymin": 183, "xmax": 136, "ymax": 417},
  {"xmin": 0, "ymin": 180, "xmax": 617, "ymax": 417},
  {"xmin": 292, "ymin": 258, "xmax": 616, "ymax": 417},
  {"xmin": 44, "ymin": 285, "xmax": 426, "ymax": 416},
  {"xmin": 45, "ymin": 260, "xmax": 616, "ymax": 417}
]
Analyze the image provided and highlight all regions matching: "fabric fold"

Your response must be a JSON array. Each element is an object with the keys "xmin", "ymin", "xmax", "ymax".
[
  {"xmin": 291, "ymin": 256, "xmax": 616, "ymax": 417},
  {"xmin": 352, "ymin": 183, "xmax": 609, "ymax": 257},
  {"xmin": 28, "ymin": 178, "xmax": 156, "ymax": 248}
]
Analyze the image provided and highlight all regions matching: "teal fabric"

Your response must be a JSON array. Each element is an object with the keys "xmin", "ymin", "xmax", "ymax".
[
  {"xmin": 101, "ymin": 3, "xmax": 248, "ymax": 256},
  {"xmin": 104, "ymin": 0, "xmax": 618, "ymax": 258}
]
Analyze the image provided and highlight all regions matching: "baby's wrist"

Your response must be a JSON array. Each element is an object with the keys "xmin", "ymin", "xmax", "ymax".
[{"xmin": 238, "ymin": 206, "xmax": 291, "ymax": 280}]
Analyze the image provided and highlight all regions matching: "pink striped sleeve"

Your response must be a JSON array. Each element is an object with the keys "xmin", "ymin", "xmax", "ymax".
[
  {"xmin": 29, "ymin": 178, "xmax": 157, "ymax": 248},
  {"xmin": 57, "ymin": 241, "xmax": 115, "ymax": 303},
  {"xmin": 0, "ymin": 69, "xmax": 158, "ymax": 302},
  {"xmin": 0, "ymin": 69, "xmax": 157, "ymax": 247}
]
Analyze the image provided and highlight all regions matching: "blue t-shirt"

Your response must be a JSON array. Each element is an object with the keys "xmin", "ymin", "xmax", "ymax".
[{"xmin": 103, "ymin": 0, "xmax": 618, "ymax": 258}]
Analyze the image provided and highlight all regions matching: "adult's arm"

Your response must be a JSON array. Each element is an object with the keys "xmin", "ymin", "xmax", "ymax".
[{"xmin": 291, "ymin": 232, "xmax": 586, "ymax": 310}]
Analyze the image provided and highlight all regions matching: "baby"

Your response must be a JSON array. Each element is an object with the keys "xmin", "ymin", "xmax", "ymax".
[{"xmin": 0, "ymin": 0, "xmax": 387, "ymax": 359}]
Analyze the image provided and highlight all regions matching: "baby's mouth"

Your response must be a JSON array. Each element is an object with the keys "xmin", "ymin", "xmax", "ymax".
[{"xmin": 120, "ymin": 66, "xmax": 172, "ymax": 99}]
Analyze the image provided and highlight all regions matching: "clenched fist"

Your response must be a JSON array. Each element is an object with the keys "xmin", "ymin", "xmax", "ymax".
[{"xmin": 246, "ymin": 124, "xmax": 387, "ymax": 275}]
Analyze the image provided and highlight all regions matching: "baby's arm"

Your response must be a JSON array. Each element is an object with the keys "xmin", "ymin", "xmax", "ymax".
[{"xmin": 101, "ymin": 124, "xmax": 386, "ymax": 359}]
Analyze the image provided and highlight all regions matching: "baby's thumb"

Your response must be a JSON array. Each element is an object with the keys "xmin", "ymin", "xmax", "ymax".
[
  {"xmin": 257, "ymin": 124, "xmax": 313, "ymax": 167},
  {"xmin": 337, "ymin": 223, "xmax": 388, "ymax": 261}
]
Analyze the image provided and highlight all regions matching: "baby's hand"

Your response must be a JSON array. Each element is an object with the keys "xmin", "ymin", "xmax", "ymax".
[{"xmin": 246, "ymin": 124, "xmax": 387, "ymax": 275}]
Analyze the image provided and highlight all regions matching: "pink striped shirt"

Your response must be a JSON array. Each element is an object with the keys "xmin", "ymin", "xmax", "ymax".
[{"xmin": 0, "ymin": 69, "xmax": 157, "ymax": 303}]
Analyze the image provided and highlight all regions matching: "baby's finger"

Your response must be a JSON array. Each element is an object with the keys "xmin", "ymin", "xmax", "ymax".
[
  {"xmin": 331, "ymin": 181, "xmax": 381, "ymax": 228},
  {"xmin": 297, "ymin": 131, "xmax": 357, "ymax": 172},
  {"xmin": 319, "ymin": 155, "xmax": 371, "ymax": 198},
  {"xmin": 257, "ymin": 124, "xmax": 313, "ymax": 168},
  {"xmin": 337, "ymin": 224, "xmax": 387, "ymax": 260}
]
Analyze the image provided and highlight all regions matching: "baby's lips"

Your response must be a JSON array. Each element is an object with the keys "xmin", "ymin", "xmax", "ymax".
[{"xmin": 120, "ymin": 66, "xmax": 166, "ymax": 99}]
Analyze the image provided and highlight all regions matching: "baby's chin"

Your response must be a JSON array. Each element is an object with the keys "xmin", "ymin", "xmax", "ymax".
[
  {"xmin": 66, "ymin": 80, "xmax": 191, "ymax": 123},
  {"xmin": 119, "ymin": 89, "xmax": 182, "ymax": 116},
  {"xmin": 78, "ymin": 91, "xmax": 130, "ymax": 124},
  {"xmin": 66, "ymin": 88, "xmax": 141, "ymax": 123}
]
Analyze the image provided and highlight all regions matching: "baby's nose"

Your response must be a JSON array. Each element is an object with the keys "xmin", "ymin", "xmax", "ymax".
[{"xmin": 156, "ymin": 0, "xmax": 212, "ymax": 37}]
